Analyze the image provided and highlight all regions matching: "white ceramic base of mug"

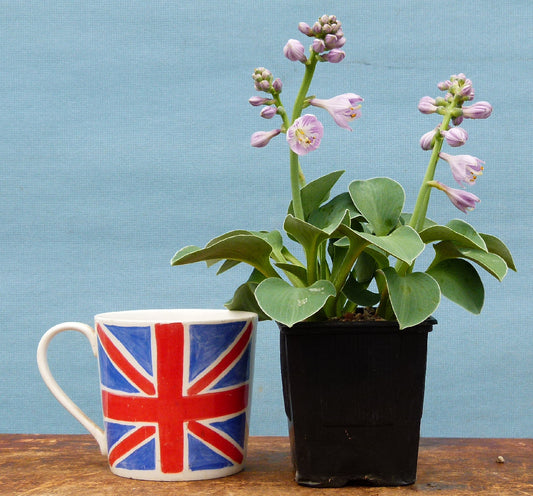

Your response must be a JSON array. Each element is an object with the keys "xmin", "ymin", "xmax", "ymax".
[{"xmin": 109, "ymin": 462, "xmax": 245, "ymax": 481}]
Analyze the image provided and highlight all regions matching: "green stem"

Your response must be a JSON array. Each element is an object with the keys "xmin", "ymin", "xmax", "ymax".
[
  {"xmin": 273, "ymin": 94, "xmax": 290, "ymax": 129},
  {"xmin": 291, "ymin": 53, "xmax": 318, "ymax": 122},
  {"xmin": 289, "ymin": 53, "xmax": 319, "ymax": 221},
  {"xmin": 395, "ymin": 98, "xmax": 459, "ymax": 276},
  {"xmin": 408, "ymin": 98, "xmax": 459, "ymax": 233},
  {"xmin": 290, "ymin": 151, "xmax": 305, "ymax": 220}
]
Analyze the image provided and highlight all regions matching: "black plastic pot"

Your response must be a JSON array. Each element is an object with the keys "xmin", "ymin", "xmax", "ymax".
[{"xmin": 279, "ymin": 316, "xmax": 436, "ymax": 488}]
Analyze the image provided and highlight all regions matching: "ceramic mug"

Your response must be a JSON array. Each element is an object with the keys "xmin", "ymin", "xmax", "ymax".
[{"xmin": 37, "ymin": 309, "xmax": 257, "ymax": 481}]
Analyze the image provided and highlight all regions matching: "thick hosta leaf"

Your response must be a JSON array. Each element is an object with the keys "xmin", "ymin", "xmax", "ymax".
[
  {"xmin": 354, "ymin": 251, "xmax": 378, "ymax": 283},
  {"xmin": 402, "ymin": 214, "xmax": 437, "ymax": 230},
  {"xmin": 225, "ymin": 282, "xmax": 270, "ymax": 321},
  {"xmin": 419, "ymin": 219, "xmax": 487, "ymax": 250},
  {"xmin": 342, "ymin": 276, "xmax": 380, "ymax": 307},
  {"xmin": 288, "ymin": 170, "xmax": 345, "ymax": 219},
  {"xmin": 284, "ymin": 215, "xmax": 329, "ymax": 257},
  {"xmin": 274, "ymin": 262, "xmax": 308, "ymax": 284},
  {"xmin": 380, "ymin": 267, "xmax": 440, "ymax": 329},
  {"xmin": 284, "ymin": 211, "xmax": 350, "ymax": 259},
  {"xmin": 216, "ymin": 259, "xmax": 240, "ymax": 274},
  {"xmin": 307, "ymin": 192, "xmax": 360, "ymax": 230},
  {"xmin": 427, "ymin": 259, "xmax": 484, "ymax": 314},
  {"xmin": 171, "ymin": 233, "xmax": 277, "ymax": 278},
  {"xmin": 480, "ymin": 233, "xmax": 516, "ymax": 271},
  {"xmin": 356, "ymin": 225, "xmax": 424, "ymax": 265},
  {"xmin": 255, "ymin": 278, "xmax": 336, "ymax": 327},
  {"xmin": 349, "ymin": 177, "xmax": 405, "ymax": 236},
  {"xmin": 432, "ymin": 241, "xmax": 508, "ymax": 281},
  {"xmin": 250, "ymin": 230, "xmax": 285, "ymax": 260}
]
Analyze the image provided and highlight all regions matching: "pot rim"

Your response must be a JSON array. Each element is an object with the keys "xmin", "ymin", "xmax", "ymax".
[{"xmin": 278, "ymin": 316, "xmax": 437, "ymax": 335}]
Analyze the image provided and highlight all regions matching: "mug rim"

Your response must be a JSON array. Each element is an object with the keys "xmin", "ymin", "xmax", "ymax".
[{"xmin": 94, "ymin": 309, "xmax": 257, "ymax": 325}]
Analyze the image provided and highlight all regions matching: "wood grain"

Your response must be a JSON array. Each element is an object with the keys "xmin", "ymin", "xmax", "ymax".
[{"xmin": 0, "ymin": 436, "xmax": 531, "ymax": 495}]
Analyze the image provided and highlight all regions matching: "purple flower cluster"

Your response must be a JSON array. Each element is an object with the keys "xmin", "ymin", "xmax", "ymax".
[
  {"xmin": 289, "ymin": 14, "xmax": 346, "ymax": 64},
  {"xmin": 419, "ymin": 74, "xmax": 492, "ymax": 213},
  {"xmin": 252, "ymin": 67, "xmax": 282, "ymax": 94},
  {"xmin": 249, "ymin": 16, "xmax": 362, "ymax": 155}
]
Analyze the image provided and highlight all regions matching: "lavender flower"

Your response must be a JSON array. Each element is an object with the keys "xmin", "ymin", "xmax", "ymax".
[
  {"xmin": 441, "ymin": 127, "xmax": 468, "ymax": 147},
  {"xmin": 462, "ymin": 101, "xmax": 493, "ymax": 119},
  {"xmin": 284, "ymin": 39, "xmax": 307, "ymax": 63},
  {"xmin": 309, "ymin": 93, "xmax": 363, "ymax": 130},
  {"xmin": 439, "ymin": 152, "xmax": 484, "ymax": 186},
  {"xmin": 429, "ymin": 180, "xmax": 480, "ymax": 213},
  {"xmin": 251, "ymin": 129, "xmax": 281, "ymax": 148},
  {"xmin": 286, "ymin": 114, "xmax": 324, "ymax": 155}
]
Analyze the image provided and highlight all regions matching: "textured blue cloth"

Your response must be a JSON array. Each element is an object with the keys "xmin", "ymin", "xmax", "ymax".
[{"xmin": 1, "ymin": 1, "xmax": 531, "ymax": 436}]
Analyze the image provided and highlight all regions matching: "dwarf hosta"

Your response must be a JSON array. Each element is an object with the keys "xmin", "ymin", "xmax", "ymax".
[{"xmin": 172, "ymin": 16, "xmax": 515, "ymax": 329}]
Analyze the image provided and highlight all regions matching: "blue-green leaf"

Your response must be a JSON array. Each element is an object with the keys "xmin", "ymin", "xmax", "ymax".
[
  {"xmin": 427, "ymin": 259, "xmax": 484, "ymax": 314},
  {"xmin": 380, "ymin": 267, "xmax": 440, "ymax": 329},
  {"xmin": 288, "ymin": 170, "xmax": 345, "ymax": 219},
  {"xmin": 255, "ymin": 278, "xmax": 336, "ymax": 327},
  {"xmin": 171, "ymin": 232, "xmax": 278, "ymax": 278},
  {"xmin": 432, "ymin": 241, "xmax": 508, "ymax": 281},
  {"xmin": 480, "ymin": 233, "xmax": 516, "ymax": 271},
  {"xmin": 349, "ymin": 178, "xmax": 405, "ymax": 236},
  {"xmin": 342, "ymin": 276, "xmax": 380, "ymax": 307},
  {"xmin": 420, "ymin": 219, "xmax": 487, "ymax": 250},
  {"xmin": 356, "ymin": 225, "xmax": 424, "ymax": 265}
]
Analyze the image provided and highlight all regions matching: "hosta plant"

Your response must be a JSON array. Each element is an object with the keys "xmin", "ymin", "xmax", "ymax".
[{"xmin": 172, "ymin": 15, "xmax": 515, "ymax": 329}]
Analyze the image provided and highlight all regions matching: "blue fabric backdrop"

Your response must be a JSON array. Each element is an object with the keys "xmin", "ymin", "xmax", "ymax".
[{"xmin": 1, "ymin": 0, "xmax": 531, "ymax": 437}]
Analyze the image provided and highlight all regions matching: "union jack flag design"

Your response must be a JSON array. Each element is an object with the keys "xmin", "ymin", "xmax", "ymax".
[{"xmin": 96, "ymin": 319, "xmax": 254, "ymax": 475}]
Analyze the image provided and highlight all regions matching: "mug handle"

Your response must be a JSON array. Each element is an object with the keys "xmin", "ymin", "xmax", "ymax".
[{"xmin": 37, "ymin": 322, "xmax": 107, "ymax": 455}]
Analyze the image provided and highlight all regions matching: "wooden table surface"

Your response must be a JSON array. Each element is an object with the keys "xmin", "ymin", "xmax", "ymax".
[{"xmin": 0, "ymin": 435, "xmax": 531, "ymax": 496}]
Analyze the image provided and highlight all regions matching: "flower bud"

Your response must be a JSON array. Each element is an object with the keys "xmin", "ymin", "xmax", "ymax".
[
  {"xmin": 441, "ymin": 127, "xmax": 468, "ymax": 147},
  {"xmin": 251, "ymin": 129, "xmax": 281, "ymax": 148},
  {"xmin": 249, "ymin": 96, "xmax": 271, "ymax": 106},
  {"xmin": 324, "ymin": 34, "xmax": 338, "ymax": 49},
  {"xmin": 459, "ymin": 79, "xmax": 475, "ymax": 100},
  {"xmin": 259, "ymin": 80, "xmax": 270, "ymax": 91},
  {"xmin": 335, "ymin": 36, "xmax": 346, "ymax": 48},
  {"xmin": 322, "ymin": 48, "xmax": 345, "ymax": 63},
  {"xmin": 272, "ymin": 78, "xmax": 283, "ymax": 93},
  {"xmin": 312, "ymin": 39, "xmax": 326, "ymax": 53},
  {"xmin": 462, "ymin": 101, "xmax": 493, "ymax": 119},
  {"xmin": 438, "ymin": 80, "xmax": 452, "ymax": 91},
  {"xmin": 260, "ymin": 106, "xmax": 277, "ymax": 119},
  {"xmin": 452, "ymin": 115, "xmax": 464, "ymax": 126},
  {"xmin": 418, "ymin": 96, "xmax": 438, "ymax": 114},
  {"xmin": 419, "ymin": 129, "xmax": 437, "ymax": 150},
  {"xmin": 298, "ymin": 22, "xmax": 313, "ymax": 36},
  {"xmin": 283, "ymin": 39, "xmax": 307, "ymax": 63}
]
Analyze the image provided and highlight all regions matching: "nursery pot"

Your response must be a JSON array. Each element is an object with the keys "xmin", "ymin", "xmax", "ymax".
[{"xmin": 278, "ymin": 316, "xmax": 436, "ymax": 488}]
